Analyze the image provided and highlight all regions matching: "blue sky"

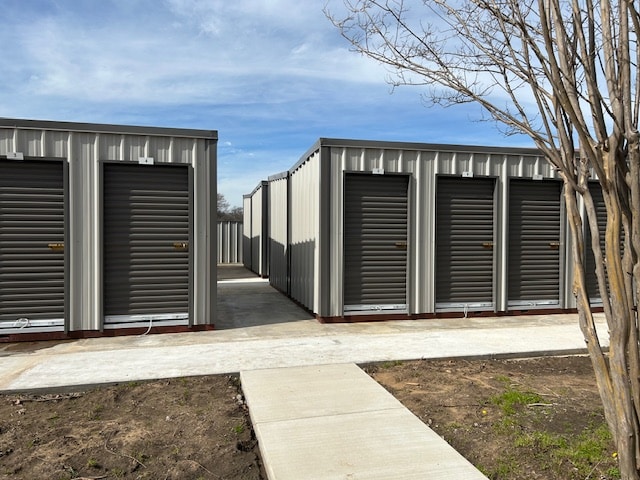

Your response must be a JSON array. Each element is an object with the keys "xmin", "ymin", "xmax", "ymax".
[{"xmin": 0, "ymin": 0, "xmax": 534, "ymax": 207}]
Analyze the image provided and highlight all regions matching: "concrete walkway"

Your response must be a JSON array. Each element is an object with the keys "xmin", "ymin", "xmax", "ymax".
[
  {"xmin": 0, "ymin": 266, "xmax": 610, "ymax": 479},
  {"xmin": 242, "ymin": 363, "xmax": 488, "ymax": 479},
  {"xmin": 0, "ymin": 312, "xmax": 606, "ymax": 393}
]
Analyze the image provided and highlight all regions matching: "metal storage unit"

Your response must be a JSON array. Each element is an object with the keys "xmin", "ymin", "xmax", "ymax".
[
  {"xmin": 217, "ymin": 221, "xmax": 243, "ymax": 264},
  {"xmin": 253, "ymin": 138, "xmax": 573, "ymax": 322},
  {"xmin": 243, "ymin": 181, "xmax": 269, "ymax": 277},
  {"xmin": 0, "ymin": 118, "xmax": 217, "ymax": 338}
]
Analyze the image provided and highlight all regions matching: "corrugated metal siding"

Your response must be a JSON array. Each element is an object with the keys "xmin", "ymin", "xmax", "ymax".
[
  {"xmin": 0, "ymin": 119, "xmax": 217, "ymax": 334},
  {"xmin": 343, "ymin": 173, "xmax": 408, "ymax": 311},
  {"xmin": 251, "ymin": 185, "xmax": 264, "ymax": 276},
  {"xmin": 242, "ymin": 196, "xmax": 252, "ymax": 270},
  {"xmin": 257, "ymin": 138, "xmax": 572, "ymax": 319},
  {"xmin": 244, "ymin": 182, "xmax": 269, "ymax": 277},
  {"xmin": 217, "ymin": 221, "xmax": 243, "ymax": 264},
  {"xmin": 289, "ymin": 150, "xmax": 321, "ymax": 312},
  {"xmin": 0, "ymin": 159, "xmax": 65, "ymax": 328},
  {"xmin": 508, "ymin": 180, "xmax": 562, "ymax": 306},
  {"xmin": 268, "ymin": 175, "xmax": 289, "ymax": 293},
  {"xmin": 324, "ymin": 142, "xmax": 563, "ymax": 317},
  {"xmin": 435, "ymin": 176, "xmax": 495, "ymax": 310}
]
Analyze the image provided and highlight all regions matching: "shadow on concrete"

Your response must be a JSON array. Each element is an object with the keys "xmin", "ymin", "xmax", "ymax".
[{"xmin": 216, "ymin": 264, "xmax": 315, "ymax": 329}]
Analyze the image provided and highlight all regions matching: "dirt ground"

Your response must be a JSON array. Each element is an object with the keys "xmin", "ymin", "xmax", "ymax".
[
  {"xmin": 0, "ymin": 355, "xmax": 620, "ymax": 480},
  {"xmin": 0, "ymin": 375, "xmax": 263, "ymax": 480},
  {"xmin": 368, "ymin": 355, "xmax": 620, "ymax": 479}
]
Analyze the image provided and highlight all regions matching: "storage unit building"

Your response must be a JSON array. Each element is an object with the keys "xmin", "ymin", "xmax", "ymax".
[
  {"xmin": 0, "ymin": 118, "xmax": 217, "ymax": 339},
  {"xmin": 251, "ymin": 138, "xmax": 584, "ymax": 322},
  {"xmin": 242, "ymin": 181, "xmax": 269, "ymax": 277}
]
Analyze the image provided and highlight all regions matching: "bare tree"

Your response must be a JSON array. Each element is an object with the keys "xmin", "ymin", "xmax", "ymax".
[
  {"xmin": 217, "ymin": 193, "xmax": 243, "ymax": 221},
  {"xmin": 327, "ymin": 0, "xmax": 640, "ymax": 477}
]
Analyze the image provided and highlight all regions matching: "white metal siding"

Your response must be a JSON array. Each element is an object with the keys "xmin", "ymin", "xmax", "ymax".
[
  {"xmin": 217, "ymin": 221, "xmax": 243, "ymax": 264},
  {"xmin": 242, "ymin": 196, "xmax": 252, "ymax": 270},
  {"xmin": 269, "ymin": 176, "xmax": 289, "ymax": 293},
  {"xmin": 289, "ymin": 150, "xmax": 321, "ymax": 312}
]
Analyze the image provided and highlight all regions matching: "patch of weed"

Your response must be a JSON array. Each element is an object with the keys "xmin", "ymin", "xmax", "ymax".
[
  {"xmin": 380, "ymin": 360, "xmax": 403, "ymax": 368},
  {"xmin": 490, "ymin": 387, "xmax": 543, "ymax": 415},
  {"xmin": 232, "ymin": 423, "xmax": 245, "ymax": 434}
]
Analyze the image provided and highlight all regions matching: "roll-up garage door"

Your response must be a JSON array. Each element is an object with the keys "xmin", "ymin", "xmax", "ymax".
[
  {"xmin": 344, "ymin": 173, "xmax": 409, "ymax": 312},
  {"xmin": 508, "ymin": 179, "xmax": 562, "ymax": 307},
  {"xmin": 584, "ymin": 183, "xmax": 625, "ymax": 304},
  {"xmin": 435, "ymin": 176, "xmax": 495, "ymax": 310},
  {"xmin": 103, "ymin": 163, "xmax": 190, "ymax": 324},
  {"xmin": 585, "ymin": 184, "xmax": 606, "ymax": 302},
  {"xmin": 0, "ymin": 159, "xmax": 66, "ymax": 330}
]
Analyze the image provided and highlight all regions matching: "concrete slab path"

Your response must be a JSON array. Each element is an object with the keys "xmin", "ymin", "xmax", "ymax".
[
  {"xmin": 0, "ymin": 312, "xmax": 607, "ymax": 393},
  {"xmin": 0, "ymin": 268, "xmax": 611, "ymax": 479},
  {"xmin": 241, "ymin": 363, "xmax": 488, "ymax": 479}
]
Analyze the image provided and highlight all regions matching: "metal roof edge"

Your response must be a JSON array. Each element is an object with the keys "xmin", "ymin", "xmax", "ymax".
[
  {"xmin": 268, "ymin": 171, "xmax": 289, "ymax": 181},
  {"xmin": 288, "ymin": 138, "xmax": 323, "ymax": 173},
  {"xmin": 245, "ymin": 179, "xmax": 269, "ymax": 197},
  {"xmin": 315, "ymin": 137, "xmax": 542, "ymax": 156},
  {"xmin": 0, "ymin": 117, "xmax": 218, "ymax": 140},
  {"xmin": 286, "ymin": 136, "xmax": 545, "ymax": 177}
]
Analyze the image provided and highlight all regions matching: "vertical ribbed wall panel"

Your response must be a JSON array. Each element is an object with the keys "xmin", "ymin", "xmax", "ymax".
[
  {"xmin": 217, "ymin": 221, "xmax": 243, "ymax": 264},
  {"xmin": 268, "ymin": 175, "xmax": 289, "ymax": 293},
  {"xmin": 289, "ymin": 151, "xmax": 320, "ymax": 312}
]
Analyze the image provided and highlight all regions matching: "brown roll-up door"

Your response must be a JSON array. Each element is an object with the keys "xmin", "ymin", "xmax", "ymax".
[
  {"xmin": 435, "ymin": 176, "xmax": 495, "ymax": 309},
  {"xmin": 344, "ymin": 173, "xmax": 409, "ymax": 312},
  {"xmin": 508, "ymin": 179, "xmax": 562, "ymax": 307},
  {"xmin": 103, "ymin": 163, "xmax": 190, "ymax": 323},
  {"xmin": 0, "ymin": 159, "xmax": 65, "ymax": 328}
]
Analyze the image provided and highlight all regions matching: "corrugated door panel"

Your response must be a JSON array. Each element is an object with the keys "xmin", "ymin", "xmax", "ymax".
[
  {"xmin": 585, "ymin": 185, "xmax": 606, "ymax": 301},
  {"xmin": 0, "ymin": 159, "xmax": 65, "ymax": 325},
  {"xmin": 508, "ymin": 180, "xmax": 562, "ymax": 305},
  {"xmin": 344, "ymin": 174, "xmax": 408, "ymax": 310},
  {"xmin": 104, "ymin": 164, "xmax": 190, "ymax": 322},
  {"xmin": 435, "ymin": 176, "xmax": 495, "ymax": 308},
  {"xmin": 584, "ymin": 184, "xmax": 624, "ymax": 303}
]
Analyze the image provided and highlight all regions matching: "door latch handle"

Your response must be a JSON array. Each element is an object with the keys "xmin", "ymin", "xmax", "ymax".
[
  {"xmin": 173, "ymin": 242, "xmax": 189, "ymax": 251},
  {"xmin": 482, "ymin": 242, "xmax": 494, "ymax": 249},
  {"xmin": 47, "ymin": 242, "xmax": 64, "ymax": 251},
  {"xmin": 549, "ymin": 241, "xmax": 560, "ymax": 250}
]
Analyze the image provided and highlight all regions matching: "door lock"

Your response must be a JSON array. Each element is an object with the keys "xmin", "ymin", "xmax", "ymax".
[{"xmin": 173, "ymin": 242, "xmax": 189, "ymax": 251}]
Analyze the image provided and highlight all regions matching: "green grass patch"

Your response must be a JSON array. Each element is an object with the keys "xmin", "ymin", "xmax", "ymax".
[{"xmin": 490, "ymin": 387, "xmax": 543, "ymax": 415}]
